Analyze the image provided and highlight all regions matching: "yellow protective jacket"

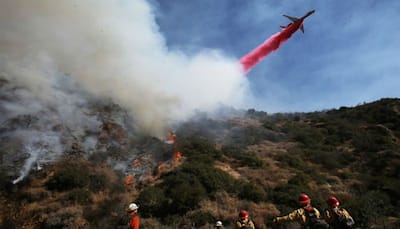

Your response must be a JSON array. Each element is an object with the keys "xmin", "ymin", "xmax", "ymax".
[
  {"xmin": 235, "ymin": 218, "xmax": 255, "ymax": 229},
  {"xmin": 324, "ymin": 207, "xmax": 354, "ymax": 226},
  {"xmin": 275, "ymin": 206, "xmax": 321, "ymax": 226}
]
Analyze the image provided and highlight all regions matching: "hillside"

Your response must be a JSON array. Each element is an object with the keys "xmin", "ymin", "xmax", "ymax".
[{"xmin": 1, "ymin": 83, "xmax": 400, "ymax": 228}]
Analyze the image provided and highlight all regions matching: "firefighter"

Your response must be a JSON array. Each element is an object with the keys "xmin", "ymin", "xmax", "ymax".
[
  {"xmin": 273, "ymin": 193, "xmax": 329, "ymax": 229},
  {"xmin": 324, "ymin": 196, "xmax": 355, "ymax": 228},
  {"xmin": 127, "ymin": 203, "xmax": 140, "ymax": 229},
  {"xmin": 215, "ymin": 220, "xmax": 224, "ymax": 228},
  {"xmin": 235, "ymin": 210, "xmax": 255, "ymax": 229}
]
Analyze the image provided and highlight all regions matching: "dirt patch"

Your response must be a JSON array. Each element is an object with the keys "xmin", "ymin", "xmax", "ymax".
[{"xmin": 214, "ymin": 161, "xmax": 242, "ymax": 180}]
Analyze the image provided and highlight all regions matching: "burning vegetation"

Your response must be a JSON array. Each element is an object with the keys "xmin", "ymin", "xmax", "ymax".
[{"xmin": 1, "ymin": 75, "xmax": 400, "ymax": 228}]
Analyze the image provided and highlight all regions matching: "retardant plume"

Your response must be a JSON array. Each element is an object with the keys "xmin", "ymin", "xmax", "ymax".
[
  {"xmin": 0, "ymin": 0, "xmax": 250, "ymax": 138},
  {"xmin": 239, "ymin": 11, "xmax": 311, "ymax": 73}
]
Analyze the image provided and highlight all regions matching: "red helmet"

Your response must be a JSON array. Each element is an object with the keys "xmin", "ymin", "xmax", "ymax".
[
  {"xmin": 327, "ymin": 196, "xmax": 340, "ymax": 207},
  {"xmin": 298, "ymin": 193, "xmax": 311, "ymax": 205},
  {"xmin": 239, "ymin": 210, "xmax": 249, "ymax": 219}
]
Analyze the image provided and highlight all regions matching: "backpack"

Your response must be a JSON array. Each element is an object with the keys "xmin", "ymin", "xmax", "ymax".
[
  {"xmin": 331, "ymin": 208, "xmax": 355, "ymax": 229},
  {"xmin": 303, "ymin": 207, "xmax": 330, "ymax": 229},
  {"xmin": 238, "ymin": 219, "xmax": 253, "ymax": 229}
]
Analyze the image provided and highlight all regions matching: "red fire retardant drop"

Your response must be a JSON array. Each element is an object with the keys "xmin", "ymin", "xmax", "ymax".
[{"xmin": 239, "ymin": 17, "xmax": 306, "ymax": 73}]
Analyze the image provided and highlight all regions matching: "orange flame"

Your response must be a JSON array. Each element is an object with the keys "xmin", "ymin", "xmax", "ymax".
[
  {"xmin": 166, "ymin": 132, "xmax": 175, "ymax": 144},
  {"xmin": 125, "ymin": 175, "xmax": 133, "ymax": 185},
  {"xmin": 173, "ymin": 151, "xmax": 182, "ymax": 162}
]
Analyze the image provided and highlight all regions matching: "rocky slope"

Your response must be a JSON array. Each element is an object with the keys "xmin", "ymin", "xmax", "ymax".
[{"xmin": 1, "ymin": 77, "xmax": 400, "ymax": 228}]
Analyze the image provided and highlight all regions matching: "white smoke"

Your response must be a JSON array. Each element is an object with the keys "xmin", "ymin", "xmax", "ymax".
[
  {"xmin": 12, "ymin": 131, "xmax": 62, "ymax": 184},
  {"xmin": 0, "ymin": 0, "xmax": 250, "ymax": 137}
]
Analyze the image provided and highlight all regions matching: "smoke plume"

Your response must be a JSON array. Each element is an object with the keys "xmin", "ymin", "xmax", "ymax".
[{"xmin": 0, "ymin": 0, "xmax": 250, "ymax": 137}]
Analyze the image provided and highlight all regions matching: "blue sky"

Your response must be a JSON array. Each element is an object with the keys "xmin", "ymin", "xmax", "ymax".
[{"xmin": 150, "ymin": 0, "xmax": 400, "ymax": 112}]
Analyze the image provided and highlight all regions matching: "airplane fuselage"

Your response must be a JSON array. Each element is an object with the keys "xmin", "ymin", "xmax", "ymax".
[
  {"xmin": 281, "ymin": 9, "xmax": 315, "ymax": 33},
  {"xmin": 300, "ymin": 10, "xmax": 315, "ymax": 20}
]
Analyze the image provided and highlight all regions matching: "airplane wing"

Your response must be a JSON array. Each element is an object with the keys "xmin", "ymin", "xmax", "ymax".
[
  {"xmin": 282, "ymin": 15, "xmax": 306, "ymax": 33},
  {"xmin": 283, "ymin": 15, "xmax": 299, "ymax": 22}
]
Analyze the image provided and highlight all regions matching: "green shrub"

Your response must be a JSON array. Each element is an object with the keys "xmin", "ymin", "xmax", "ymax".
[
  {"xmin": 136, "ymin": 186, "xmax": 167, "ymax": 217},
  {"xmin": 271, "ymin": 174, "xmax": 312, "ymax": 206},
  {"xmin": 364, "ymin": 150, "xmax": 400, "ymax": 177},
  {"xmin": 162, "ymin": 172, "xmax": 207, "ymax": 215},
  {"xmin": 352, "ymin": 191, "xmax": 393, "ymax": 228},
  {"xmin": 179, "ymin": 138, "xmax": 221, "ymax": 164},
  {"xmin": 365, "ymin": 176, "xmax": 400, "ymax": 211},
  {"xmin": 275, "ymin": 152, "xmax": 306, "ymax": 170},
  {"xmin": 287, "ymin": 173, "xmax": 311, "ymax": 186},
  {"xmin": 262, "ymin": 121, "xmax": 278, "ymax": 131},
  {"xmin": 225, "ymin": 126, "xmax": 279, "ymax": 147},
  {"xmin": 67, "ymin": 188, "xmax": 92, "ymax": 204},
  {"xmin": 0, "ymin": 217, "xmax": 17, "ymax": 229},
  {"xmin": 84, "ymin": 198, "xmax": 122, "ymax": 228},
  {"xmin": 238, "ymin": 182, "xmax": 265, "ymax": 203},
  {"xmin": 181, "ymin": 163, "xmax": 235, "ymax": 194},
  {"xmin": 308, "ymin": 149, "xmax": 354, "ymax": 170},
  {"xmin": 18, "ymin": 189, "xmax": 49, "ymax": 203},
  {"xmin": 87, "ymin": 152, "xmax": 108, "ymax": 165},
  {"xmin": 109, "ymin": 171, "xmax": 126, "ymax": 195},
  {"xmin": 221, "ymin": 146, "xmax": 263, "ymax": 168},
  {"xmin": 338, "ymin": 170, "xmax": 354, "ymax": 180},
  {"xmin": 46, "ymin": 167, "xmax": 89, "ymax": 191},
  {"xmin": 309, "ymin": 172, "xmax": 328, "ymax": 185},
  {"xmin": 187, "ymin": 210, "xmax": 215, "ymax": 227},
  {"xmin": 89, "ymin": 174, "xmax": 108, "ymax": 192},
  {"xmin": 44, "ymin": 207, "xmax": 84, "ymax": 229},
  {"xmin": 167, "ymin": 181, "xmax": 206, "ymax": 214},
  {"xmin": 238, "ymin": 152, "xmax": 264, "ymax": 168},
  {"xmin": 283, "ymin": 122, "xmax": 324, "ymax": 147},
  {"xmin": 352, "ymin": 127, "xmax": 395, "ymax": 153}
]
